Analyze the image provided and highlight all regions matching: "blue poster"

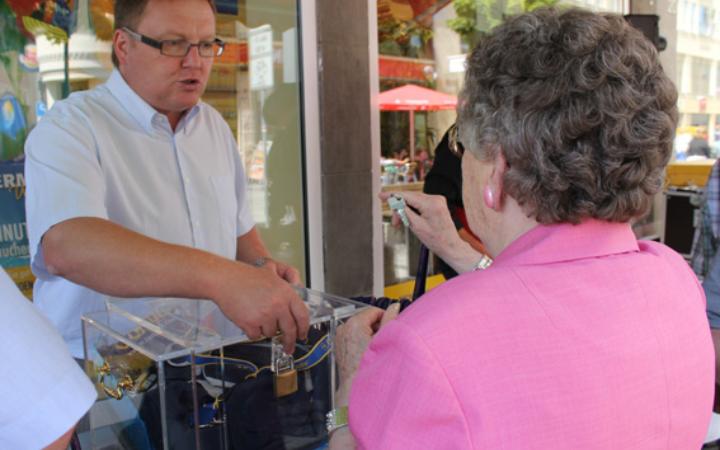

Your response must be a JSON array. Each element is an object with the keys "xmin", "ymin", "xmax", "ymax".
[{"xmin": 0, "ymin": 160, "xmax": 33, "ymax": 298}]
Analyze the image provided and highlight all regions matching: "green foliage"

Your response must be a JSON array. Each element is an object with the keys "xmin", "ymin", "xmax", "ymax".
[
  {"xmin": 0, "ymin": 2, "xmax": 27, "ymax": 55},
  {"xmin": 448, "ymin": 0, "xmax": 560, "ymax": 48},
  {"xmin": 524, "ymin": 0, "xmax": 561, "ymax": 11},
  {"xmin": 378, "ymin": 15, "xmax": 434, "ymax": 58},
  {"xmin": 0, "ymin": 2, "xmax": 27, "ymax": 96},
  {"xmin": 447, "ymin": 0, "xmax": 479, "ymax": 48}
]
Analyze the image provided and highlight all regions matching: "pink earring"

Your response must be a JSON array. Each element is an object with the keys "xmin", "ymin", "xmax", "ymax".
[{"xmin": 483, "ymin": 186, "xmax": 495, "ymax": 209}]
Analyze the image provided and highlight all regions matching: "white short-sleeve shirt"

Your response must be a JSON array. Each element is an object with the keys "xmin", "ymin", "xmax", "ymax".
[
  {"xmin": 25, "ymin": 70, "xmax": 255, "ymax": 356},
  {"xmin": 0, "ymin": 269, "xmax": 96, "ymax": 449}
]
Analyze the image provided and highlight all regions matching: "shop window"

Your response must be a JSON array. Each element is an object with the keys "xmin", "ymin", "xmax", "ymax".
[
  {"xmin": 699, "ymin": 4, "xmax": 713, "ymax": 36},
  {"xmin": 211, "ymin": 1, "xmax": 307, "ymax": 282},
  {"xmin": 690, "ymin": 113, "xmax": 710, "ymax": 127},
  {"xmin": 691, "ymin": 57, "xmax": 712, "ymax": 96}
]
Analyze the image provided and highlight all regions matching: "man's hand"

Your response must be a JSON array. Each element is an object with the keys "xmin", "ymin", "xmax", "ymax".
[
  {"xmin": 212, "ymin": 262, "xmax": 309, "ymax": 354},
  {"xmin": 263, "ymin": 258, "xmax": 303, "ymax": 286},
  {"xmin": 236, "ymin": 228, "xmax": 303, "ymax": 286}
]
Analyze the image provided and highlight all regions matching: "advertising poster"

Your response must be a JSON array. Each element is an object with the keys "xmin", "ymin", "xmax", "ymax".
[
  {"xmin": 0, "ymin": 2, "xmax": 44, "ymax": 298},
  {"xmin": 0, "ymin": 160, "xmax": 33, "ymax": 298}
]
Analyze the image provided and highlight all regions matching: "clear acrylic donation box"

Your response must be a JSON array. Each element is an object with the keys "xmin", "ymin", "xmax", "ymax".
[{"xmin": 81, "ymin": 288, "xmax": 365, "ymax": 450}]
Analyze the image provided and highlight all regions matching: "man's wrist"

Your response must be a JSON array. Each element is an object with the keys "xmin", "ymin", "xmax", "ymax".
[
  {"xmin": 196, "ymin": 253, "xmax": 232, "ymax": 302},
  {"xmin": 253, "ymin": 256, "xmax": 271, "ymax": 267}
]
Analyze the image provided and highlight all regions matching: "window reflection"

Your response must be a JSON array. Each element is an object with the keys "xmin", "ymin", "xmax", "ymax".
[{"xmin": 214, "ymin": 1, "xmax": 306, "ymax": 281}]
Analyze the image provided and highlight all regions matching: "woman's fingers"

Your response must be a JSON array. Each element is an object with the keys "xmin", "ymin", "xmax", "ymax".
[{"xmin": 380, "ymin": 303, "xmax": 401, "ymax": 328}]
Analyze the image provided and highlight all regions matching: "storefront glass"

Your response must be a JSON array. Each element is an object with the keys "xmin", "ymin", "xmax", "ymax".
[
  {"xmin": 674, "ymin": 0, "xmax": 720, "ymax": 157},
  {"xmin": 214, "ymin": 1, "xmax": 307, "ymax": 282}
]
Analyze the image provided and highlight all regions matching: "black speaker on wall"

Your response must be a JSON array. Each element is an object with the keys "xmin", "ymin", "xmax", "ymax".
[{"xmin": 624, "ymin": 14, "xmax": 667, "ymax": 51}]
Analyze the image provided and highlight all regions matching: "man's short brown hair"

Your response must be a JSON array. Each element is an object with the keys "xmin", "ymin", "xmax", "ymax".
[{"xmin": 112, "ymin": 0, "xmax": 217, "ymax": 67}]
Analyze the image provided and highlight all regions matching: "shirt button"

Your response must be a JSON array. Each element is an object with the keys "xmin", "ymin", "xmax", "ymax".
[{"xmin": 184, "ymin": 177, "xmax": 190, "ymax": 183}]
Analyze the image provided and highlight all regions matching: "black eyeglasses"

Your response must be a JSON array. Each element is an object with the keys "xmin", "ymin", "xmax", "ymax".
[
  {"xmin": 448, "ymin": 123, "xmax": 465, "ymax": 158},
  {"xmin": 122, "ymin": 27, "xmax": 225, "ymax": 58}
]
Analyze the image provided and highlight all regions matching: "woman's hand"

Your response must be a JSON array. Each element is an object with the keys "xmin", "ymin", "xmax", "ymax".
[
  {"xmin": 379, "ymin": 191, "xmax": 483, "ymax": 274},
  {"xmin": 329, "ymin": 307, "xmax": 398, "ymax": 450},
  {"xmin": 335, "ymin": 304, "xmax": 401, "ymax": 399}
]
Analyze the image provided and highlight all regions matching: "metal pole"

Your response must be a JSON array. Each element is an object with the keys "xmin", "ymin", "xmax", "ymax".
[
  {"xmin": 409, "ymin": 109, "xmax": 415, "ymax": 161},
  {"xmin": 62, "ymin": 41, "xmax": 70, "ymax": 99}
]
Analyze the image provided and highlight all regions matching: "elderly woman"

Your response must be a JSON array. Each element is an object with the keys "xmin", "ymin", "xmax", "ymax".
[{"xmin": 330, "ymin": 8, "xmax": 713, "ymax": 449}]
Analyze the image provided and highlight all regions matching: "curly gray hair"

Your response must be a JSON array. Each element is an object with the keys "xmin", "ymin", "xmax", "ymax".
[{"xmin": 458, "ymin": 8, "xmax": 678, "ymax": 224}]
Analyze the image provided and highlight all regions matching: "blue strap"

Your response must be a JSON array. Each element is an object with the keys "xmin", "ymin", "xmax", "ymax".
[{"xmin": 295, "ymin": 334, "xmax": 330, "ymax": 371}]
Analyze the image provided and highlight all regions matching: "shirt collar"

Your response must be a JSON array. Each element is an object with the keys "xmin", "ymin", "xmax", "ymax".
[
  {"xmin": 176, "ymin": 103, "xmax": 201, "ymax": 133},
  {"xmin": 106, "ymin": 69, "xmax": 201, "ymax": 134},
  {"xmin": 491, "ymin": 219, "xmax": 640, "ymax": 268}
]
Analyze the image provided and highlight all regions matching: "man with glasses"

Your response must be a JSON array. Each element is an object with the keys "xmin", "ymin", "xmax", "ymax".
[{"xmin": 25, "ymin": 0, "xmax": 309, "ymax": 359}]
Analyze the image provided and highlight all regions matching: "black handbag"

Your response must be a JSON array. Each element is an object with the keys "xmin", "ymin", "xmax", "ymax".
[{"xmin": 352, "ymin": 244, "xmax": 430, "ymax": 311}]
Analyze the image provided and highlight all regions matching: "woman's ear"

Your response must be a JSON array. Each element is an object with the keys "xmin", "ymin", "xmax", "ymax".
[
  {"xmin": 483, "ymin": 185, "xmax": 495, "ymax": 209},
  {"xmin": 487, "ymin": 151, "xmax": 508, "ymax": 209}
]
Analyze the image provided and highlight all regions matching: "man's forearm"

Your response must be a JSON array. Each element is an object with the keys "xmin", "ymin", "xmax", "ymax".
[
  {"xmin": 235, "ymin": 227, "xmax": 272, "ymax": 264},
  {"xmin": 41, "ymin": 217, "xmax": 245, "ymax": 300}
]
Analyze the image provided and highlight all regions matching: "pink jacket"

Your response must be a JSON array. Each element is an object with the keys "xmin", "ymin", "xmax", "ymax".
[{"xmin": 350, "ymin": 220, "xmax": 713, "ymax": 449}]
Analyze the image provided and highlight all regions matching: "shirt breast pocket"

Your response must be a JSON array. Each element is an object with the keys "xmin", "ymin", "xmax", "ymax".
[{"xmin": 209, "ymin": 174, "xmax": 237, "ymax": 249}]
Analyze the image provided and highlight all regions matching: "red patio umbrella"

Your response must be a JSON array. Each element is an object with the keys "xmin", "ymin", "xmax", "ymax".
[{"xmin": 378, "ymin": 84, "xmax": 457, "ymax": 160}]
